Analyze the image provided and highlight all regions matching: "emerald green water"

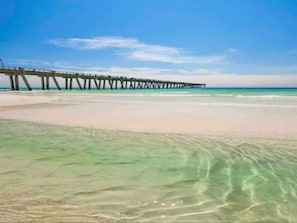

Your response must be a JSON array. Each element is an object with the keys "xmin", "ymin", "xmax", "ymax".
[
  {"xmin": 51, "ymin": 87, "xmax": 297, "ymax": 97},
  {"xmin": 2, "ymin": 87, "xmax": 297, "ymax": 97},
  {"xmin": 1, "ymin": 120, "xmax": 297, "ymax": 222}
]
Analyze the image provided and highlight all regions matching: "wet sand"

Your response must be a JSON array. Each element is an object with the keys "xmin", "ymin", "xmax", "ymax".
[{"xmin": 0, "ymin": 91, "xmax": 297, "ymax": 138}]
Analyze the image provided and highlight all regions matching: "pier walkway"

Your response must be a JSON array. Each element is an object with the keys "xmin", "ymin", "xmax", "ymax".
[{"xmin": 0, "ymin": 67, "xmax": 206, "ymax": 91}]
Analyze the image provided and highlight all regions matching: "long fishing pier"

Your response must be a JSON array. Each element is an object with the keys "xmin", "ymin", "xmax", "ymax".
[{"xmin": 0, "ymin": 67, "xmax": 206, "ymax": 91}]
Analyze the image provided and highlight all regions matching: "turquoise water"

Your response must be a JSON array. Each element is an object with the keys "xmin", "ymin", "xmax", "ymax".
[
  {"xmin": 1, "ymin": 120, "xmax": 297, "ymax": 222},
  {"xmin": 1, "ymin": 87, "xmax": 297, "ymax": 97},
  {"xmin": 97, "ymin": 88, "xmax": 297, "ymax": 97}
]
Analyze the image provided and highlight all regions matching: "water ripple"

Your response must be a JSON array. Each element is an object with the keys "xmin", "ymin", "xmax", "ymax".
[{"xmin": 1, "ymin": 120, "xmax": 297, "ymax": 222}]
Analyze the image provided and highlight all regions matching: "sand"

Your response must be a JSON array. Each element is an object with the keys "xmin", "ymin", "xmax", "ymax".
[
  {"xmin": 1, "ymin": 91, "xmax": 297, "ymax": 138},
  {"xmin": 1, "ymin": 91, "xmax": 297, "ymax": 222}
]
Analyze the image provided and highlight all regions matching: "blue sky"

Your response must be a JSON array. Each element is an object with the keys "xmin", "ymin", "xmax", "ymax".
[{"xmin": 1, "ymin": 0, "xmax": 297, "ymax": 87}]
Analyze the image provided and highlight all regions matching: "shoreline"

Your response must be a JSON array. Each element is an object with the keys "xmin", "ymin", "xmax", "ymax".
[
  {"xmin": 1, "ymin": 91, "xmax": 297, "ymax": 223},
  {"xmin": 1, "ymin": 91, "xmax": 297, "ymax": 139},
  {"xmin": 1, "ymin": 118, "xmax": 297, "ymax": 143}
]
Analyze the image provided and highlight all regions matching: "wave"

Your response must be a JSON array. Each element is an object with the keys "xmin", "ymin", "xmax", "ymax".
[
  {"xmin": 235, "ymin": 95, "xmax": 297, "ymax": 99},
  {"xmin": 98, "ymin": 93, "xmax": 297, "ymax": 99}
]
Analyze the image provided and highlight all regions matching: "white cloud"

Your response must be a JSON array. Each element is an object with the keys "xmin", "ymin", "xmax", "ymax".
[
  {"xmin": 48, "ymin": 36, "xmax": 225, "ymax": 64},
  {"xmin": 127, "ymin": 50, "xmax": 224, "ymax": 64}
]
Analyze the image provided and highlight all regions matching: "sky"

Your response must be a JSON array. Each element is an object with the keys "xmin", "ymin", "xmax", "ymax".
[{"xmin": 1, "ymin": 0, "xmax": 297, "ymax": 87}]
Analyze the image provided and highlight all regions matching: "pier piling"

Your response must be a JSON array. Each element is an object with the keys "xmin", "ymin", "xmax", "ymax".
[{"xmin": 0, "ymin": 67, "xmax": 206, "ymax": 91}]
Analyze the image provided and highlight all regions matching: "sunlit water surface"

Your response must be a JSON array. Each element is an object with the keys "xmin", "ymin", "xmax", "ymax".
[{"xmin": 0, "ymin": 120, "xmax": 297, "ymax": 222}]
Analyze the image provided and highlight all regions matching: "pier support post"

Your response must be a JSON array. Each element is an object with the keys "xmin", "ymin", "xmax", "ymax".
[
  {"xmin": 98, "ymin": 79, "xmax": 101, "ymax": 89},
  {"xmin": 102, "ymin": 79, "xmax": 106, "ymax": 89},
  {"xmin": 129, "ymin": 81, "xmax": 133, "ymax": 89},
  {"xmin": 83, "ymin": 78, "xmax": 87, "ymax": 89},
  {"xmin": 9, "ymin": 75, "xmax": 15, "ymax": 90},
  {"xmin": 41, "ymin": 76, "xmax": 45, "ymax": 90},
  {"xmin": 138, "ymin": 82, "xmax": 142, "ymax": 89},
  {"xmin": 52, "ymin": 76, "xmax": 61, "ymax": 90},
  {"xmin": 88, "ymin": 77, "xmax": 91, "ymax": 90},
  {"xmin": 115, "ymin": 80, "xmax": 118, "ymax": 89},
  {"xmin": 69, "ymin": 78, "xmax": 73, "ymax": 90},
  {"xmin": 108, "ymin": 79, "xmax": 113, "ymax": 89},
  {"xmin": 46, "ymin": 76, "xmax": 50, "ymax": 90},
  {"xmin": 14, "ymin": 74, "xmax": 19, "ymax": 90},
  {"xmin": 21, "ymin": 74, "xmax": 32, "ymax": 91},
  {"xmin": 120, "ymin": 79, "xmax": 125, "ymax": 89},
  {"xmin": 76, "ymin": 78, "xmax": 82, "ymax": 90},
  {"xmin": 94, "ymin": 78, "xmax": 99, "ymax": 89}
]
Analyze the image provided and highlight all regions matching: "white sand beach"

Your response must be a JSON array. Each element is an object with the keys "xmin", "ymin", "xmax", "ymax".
[
  {"xmin": 1, "ymin": 91, "xmax": 297, "ymax": 138},
  {"xmin": 1, "ymin": 90, "xmax": 297, "ymax": 222}
]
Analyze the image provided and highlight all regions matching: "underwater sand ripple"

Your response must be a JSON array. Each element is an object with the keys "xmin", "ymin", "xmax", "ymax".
[{"xmin": 0, "ymin": 120, "xmax": 297, "ymax": 222}]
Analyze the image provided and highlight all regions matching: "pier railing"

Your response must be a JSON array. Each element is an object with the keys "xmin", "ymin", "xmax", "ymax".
[{"xmin": 0, "ymin": 66, "xmax": 206, "ymax": 91}]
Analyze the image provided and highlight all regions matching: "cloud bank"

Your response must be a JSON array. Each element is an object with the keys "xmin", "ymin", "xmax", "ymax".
[{"xmin": 48, "ymin": 36, "xmax": 224, "ymax": 64}]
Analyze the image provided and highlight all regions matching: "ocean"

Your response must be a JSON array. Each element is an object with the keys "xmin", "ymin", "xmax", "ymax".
[{"xmin": 1, "ymin": 87, "xmax": 297, "ymax": 96}]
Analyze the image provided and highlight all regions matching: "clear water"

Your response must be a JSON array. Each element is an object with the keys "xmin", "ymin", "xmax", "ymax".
[
  {"xmin": 1, "ymin": 120, "xmax": 297, "ymax": 222},
  {"xmin": 1, "ymin": 87, "xmax": 297, "ymax": 97}
]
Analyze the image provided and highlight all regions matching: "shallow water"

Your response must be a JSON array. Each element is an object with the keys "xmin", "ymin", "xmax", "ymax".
[
  {"xmin": 0, "ymin": 120, "xmax": 297, "ymax": 222},
  {"xmin": 2, "ymin": 87, "xmax": 297, "ymax": 97}
]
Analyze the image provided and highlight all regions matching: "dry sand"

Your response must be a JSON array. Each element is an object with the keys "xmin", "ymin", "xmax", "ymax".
[{"xmin": 1, "ymin": 91, "xmax": 297, "ymax": 138}]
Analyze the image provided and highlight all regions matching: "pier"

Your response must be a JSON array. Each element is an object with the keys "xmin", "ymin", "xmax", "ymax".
[{"xmin": 0, "ymin": 67, "xmax": 206, "ymax": 91}]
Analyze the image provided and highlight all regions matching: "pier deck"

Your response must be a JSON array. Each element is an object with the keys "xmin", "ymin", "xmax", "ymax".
[{"xmin": 0, "ymin": 67, "xmax": 206, "ymax": 90}]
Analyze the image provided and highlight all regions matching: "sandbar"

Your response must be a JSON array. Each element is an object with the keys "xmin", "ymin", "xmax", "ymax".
[{"xmin": 1, "ymin": 91, "xmax": 297, "ymax": 138}]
